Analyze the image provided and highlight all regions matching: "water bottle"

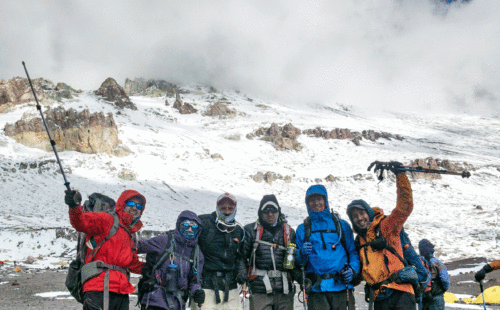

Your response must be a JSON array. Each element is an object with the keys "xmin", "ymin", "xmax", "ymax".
[
  {"xmin": 164, "ymin": 262, "xmax": 178, "ymax": 293},
  {"xmin": 283, "ymin": 243, "xmax": 296, "ymax": 270}
]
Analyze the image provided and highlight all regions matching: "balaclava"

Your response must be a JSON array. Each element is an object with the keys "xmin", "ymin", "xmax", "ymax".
[{"xmin": 418, "ymin": 239, "xmax": 435, "ymax": 259}]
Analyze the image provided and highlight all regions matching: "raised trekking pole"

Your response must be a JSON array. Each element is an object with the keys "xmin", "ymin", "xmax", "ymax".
[
  {"xmin": 368, "ymin": 161, "xmax": 471, "ymax": 182},
  {"xmin": 479, "ymin": 281, "xmax": 487, "ymax": 310},
  {"xmin": 22, "ymin": 61, "xmax": 71, "ymax": 191}
]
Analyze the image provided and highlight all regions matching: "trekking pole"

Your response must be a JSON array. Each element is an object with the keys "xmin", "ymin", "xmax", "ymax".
[
  {"xmin": 301, "ymin": 266, "xmax": 308, "ymax": 310},
  {"xmin": 342, "ymin": 263, "xmax": 352, "ymax": 310},
  {"xmin": 22, "ymin": 61, "xmax": 71, "ymax": 191},
  {"xmin": 479, "ymin": 281, "xmax": 487, "ymax": 310},
  {"xmin": 242, "ymin": 283, "xmax": 247, "ymax": 310},
  {"xmin": 368, "ymin": 161, "xmax": 471, "ymax": 181}
]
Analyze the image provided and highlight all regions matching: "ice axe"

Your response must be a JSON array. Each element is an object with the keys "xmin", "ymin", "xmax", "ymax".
[
  {"xmin": 22, "ymin": 61, "xmax": 71, "ymax": 191},
  {"xmin": 368, "ymin": 161, "xmax": 471, "ymax": 182}
]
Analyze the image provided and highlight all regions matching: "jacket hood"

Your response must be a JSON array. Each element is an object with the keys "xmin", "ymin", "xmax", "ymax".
[
  {"xmin": 305, "ymin": 184, "xmax": 333, "ymax": 221},
  {"xmin": 346, "ymin": 199, "xmax": 375, "ymax": 234},
  {"xmin": 115, "ymin": 190, "xmax": 146, "ymax": 232},
  {"xmin": 258, "ymin": 194, "xmax": 281, "ymax": 226},
  {"xmin": 175, "ymin": 210, "xmax": 202, "ymax": 246},
  {"xmin": 418, "ymin": 239, "xmax": 435, "ymax": 257}
]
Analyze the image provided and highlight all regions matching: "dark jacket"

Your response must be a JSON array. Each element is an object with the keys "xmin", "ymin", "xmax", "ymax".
[
  {"xmin": 240, "ymin": 217, "xmax": 300, "ymax": 294},
  {"xmin": 197, "ymin": 211, "xmax": 245, "ymax": 290},
  {"xmin": 68, "ymin": 190, "xmax": 145, "ymax": 295},
  {"xmin": 138, "ymin": 210, "xmax": 204, "ymax": 310}
]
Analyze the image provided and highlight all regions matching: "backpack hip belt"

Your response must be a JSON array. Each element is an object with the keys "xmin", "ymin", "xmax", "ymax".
[
  {"xmin": 307, "ymin": 271, "xmax": 342, "ymax": 290},
  {"xmin": 81, "ymin": 260, "xmax": 129, "ymax": 284},
  {"xmin": 252, "ymin": 269, "xmax": 290, "ymax": 294}
]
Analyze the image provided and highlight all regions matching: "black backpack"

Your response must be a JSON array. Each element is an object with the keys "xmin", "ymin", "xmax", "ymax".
[
  {"xmin": 65, "ymin": 193, "xmax": 132, "ymax": 305},
  {"xmin": 137, "ymin": 230, "xmax": 201, "ymax": 305}
]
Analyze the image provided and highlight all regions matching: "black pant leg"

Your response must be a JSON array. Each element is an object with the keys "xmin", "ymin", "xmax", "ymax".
[{"xmin": 83, "ymin": 291, "xmax": 130, "ymax": 310}]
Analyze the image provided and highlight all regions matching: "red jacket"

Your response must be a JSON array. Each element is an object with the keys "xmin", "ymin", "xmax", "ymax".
[{"xmin": 69, "ymin": 190, "xmax": 145, "ymax": 294}]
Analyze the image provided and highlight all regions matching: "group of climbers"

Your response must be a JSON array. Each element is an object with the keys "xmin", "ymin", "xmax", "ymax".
[{"xmin": 64, "ymin": 160, "xmax": 494, "ymax": 310}]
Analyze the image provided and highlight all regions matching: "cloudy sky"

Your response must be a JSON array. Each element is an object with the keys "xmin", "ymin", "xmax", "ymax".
[{"xmin": 1, "ymin": 1, "xmax": 499, "ymax": 113}]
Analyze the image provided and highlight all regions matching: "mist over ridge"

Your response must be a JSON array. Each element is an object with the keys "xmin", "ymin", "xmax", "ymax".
[{"xmin": 1, "ymin": 1, "xmax": 499, "ymax": 114}]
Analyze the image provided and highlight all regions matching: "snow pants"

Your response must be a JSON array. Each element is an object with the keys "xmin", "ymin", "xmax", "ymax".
[
  {"xmin": 83, "ymin": 290, "xmax": 129, "ymax": 310},
  {"xmin": 249, "ymin": 291, "xmax": 294, "ymax": 310},
  {"xmin": 307, "ymin": 289, "xmax": 355, "ymax": 310},
  {"xmin": 374, "ymin": 290, "xmax": 416, "ymax": 310}
]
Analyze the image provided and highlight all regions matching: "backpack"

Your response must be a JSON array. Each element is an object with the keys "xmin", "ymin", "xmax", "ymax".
[
  {"xmin": 137, "ymin": 230, "xmax": 201, "ymax": 306},
  {"xmin": 304, "ymin": 211, "xmax": 347, "ymax": 253},
  {"xmin": 247, "ymin": 221, "xmax": 292, "ymax": 284},
  {"xmin": 355, "ymin": 224, "xmax": 430, "ymax": 296},
  {"xmin": 65, "ymin": 193, "xmax": 134, "ymax": 306}
]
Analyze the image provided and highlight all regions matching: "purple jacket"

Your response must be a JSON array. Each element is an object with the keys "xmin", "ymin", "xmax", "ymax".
[{"xmin": 138, "ymin": 210, "xmax": 204, "ymax": 310}]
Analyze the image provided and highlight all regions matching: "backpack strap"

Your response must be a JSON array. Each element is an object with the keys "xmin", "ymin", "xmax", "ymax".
[
  {"xmin": 190, "ymin": 244, "xmax": 201, "ymax": 284},
  {"xmin": 304, "ymin": 212, "xmax": 347, "ymax": 253},
  {"xmin": 88, "ymin": 213, "xmax": 120, "ymax": 261},
  {"xmin": 283, "ymin": 222, "xmax": 291, "ymax": 248}
]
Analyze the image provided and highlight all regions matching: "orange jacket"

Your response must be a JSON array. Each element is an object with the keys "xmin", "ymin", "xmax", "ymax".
[
  {"xmin": 357, "ymin": 173, "xmax": 414, "ymax": 298},
  {"xmin": 69, "ymin": 190, "xmax": 145, "ymax": 294},
  {"xmin": 490, "ymin": 260, "xmax": 500, "ymax": 271}
]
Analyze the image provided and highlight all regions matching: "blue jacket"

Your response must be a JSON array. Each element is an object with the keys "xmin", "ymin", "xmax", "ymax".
[{"xmin": 296, "ymin": 185, "xmax": 360, "ymax": 292}]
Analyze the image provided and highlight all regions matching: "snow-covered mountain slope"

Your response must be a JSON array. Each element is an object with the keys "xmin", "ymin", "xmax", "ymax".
[{"xmin": 0, "ymin": 86, "xmax": 499, "ymax": 266}]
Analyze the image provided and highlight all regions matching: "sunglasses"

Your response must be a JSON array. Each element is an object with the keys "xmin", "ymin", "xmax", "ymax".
[
  {"xmin": 182, "ymin": 222, "xmax": 199, "ymax": 231},
  {"xmin": 125, "ymin": 201, "xmax": 144, "ymax": 211},
  {"xmin": 262, "ymin": 207, "xmax": 278, "ymax": 215}
]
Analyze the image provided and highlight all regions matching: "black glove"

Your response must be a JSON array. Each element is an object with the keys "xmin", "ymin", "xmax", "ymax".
[
  {"xmin": 235, "ymin": 272, "xmax": 248, "ymax": 284},
  {"xmin": 475, "ymin": 264, "xmax": 493, "ymax": 282},
  {"xmin": 193, "ymin": 289, "xmax": 205, "ymax": 305},
  {"xmin": 388, "ymin": 161, "xmax": 404, "ymax": 175},
  {"xmin": 65, "ymin": 190, "xmax": 82, "ymax": 208}
]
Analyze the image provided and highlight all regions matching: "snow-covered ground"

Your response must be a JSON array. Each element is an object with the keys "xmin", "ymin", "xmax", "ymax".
[{"xmin": 0, "ymin": 87, "xmax": 499, "ymax": 269}]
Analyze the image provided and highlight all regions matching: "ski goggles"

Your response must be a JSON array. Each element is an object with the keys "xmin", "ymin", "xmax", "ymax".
[
  {"xmin": 215, "ymin": 218, "xmax": 237, "ymax": 233},
  {"xmin": 125, "ymin": 201, "xmax": 144, "ymax": 211}
]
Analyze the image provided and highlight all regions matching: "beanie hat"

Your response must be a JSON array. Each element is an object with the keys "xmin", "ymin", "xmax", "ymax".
[
  {"xmin": 418, "ymin": 239, "xmax": 435, "ymax": 257},
  {"xmin": 258, "ymin": 194, "xmax": 281, "ymax": 225},
  {"xmin": 216, "ymin": 192, "xmax": 237, "ymax": 224}
]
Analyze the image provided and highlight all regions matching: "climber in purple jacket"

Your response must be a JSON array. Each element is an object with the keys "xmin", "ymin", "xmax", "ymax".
[{"xmin": 137, "ymin": 210, "xmax": 205, "ymax": 310}]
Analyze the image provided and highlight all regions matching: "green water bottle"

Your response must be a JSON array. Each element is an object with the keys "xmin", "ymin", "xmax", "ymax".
[{"xmin": 283, "ymin": 243, "xmax": 296, "ymax": 269}]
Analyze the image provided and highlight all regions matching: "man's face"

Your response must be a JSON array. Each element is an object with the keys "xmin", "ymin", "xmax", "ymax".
[
  {"xmin": 218, "ymin": 199, "xmax": 236, "ymax": 216},
  {"xmin": 261, "ymin": 207, "xmax": 279, "ymax": 225},
  {"xmin": 124, "ymin": 197, "xmax": 143, "ymax": 219},
  {"xmin": 350, "ymin": 208, "xmax": 370, "ymax": 230},
  {"xmin": 308, "ymin": 194, "xmax": 326, "ymax": 212}
]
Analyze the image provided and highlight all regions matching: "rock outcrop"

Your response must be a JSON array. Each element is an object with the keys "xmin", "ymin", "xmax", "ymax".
[
  {"xmin": 124, "ymin": 78, "xmax": 177, "ymax": 97},
  {"xmin": 247, "ymin": 123, "xmax": 302, "ymax": 151},
  {"xmin": 172, "ymin": 90, "xmax": 197, "ymax": 114},
  {"xmin": 302, "ymin": 127, "xmax": 403, "ymax": 145},
  {"xmin": 0, "ymin": 77, "xmax": 80, "ymax": 113},
  {"xmin": 95, "ymin": 78, "xmax": 137, "ymax": 110},
  {"xmin": 3, "ymin": 106, "xmax": 129, "ymax": 156},
  {"xmin": 202, "ymin": 102, "xmax": 238, "ymax": 118}
]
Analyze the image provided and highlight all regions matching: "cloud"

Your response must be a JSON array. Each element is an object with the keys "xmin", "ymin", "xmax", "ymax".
[{"xmin": 1, "ymin": 0, "xmax": 499, "ymax": 113}]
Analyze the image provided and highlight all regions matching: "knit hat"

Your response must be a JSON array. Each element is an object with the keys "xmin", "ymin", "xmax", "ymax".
[{"xmin": 418, "ymin": 239, "xmax": 435, "ymax": 257}]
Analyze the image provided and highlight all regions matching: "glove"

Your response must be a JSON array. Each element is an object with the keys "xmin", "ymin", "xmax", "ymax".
[
  {"xmin": 475, "ymin": 264, "xmax": 493, "ymax": 282},
  {"xmin": 235, "ymin": 272, "xmax": 248, "ymax": 284},
  {"xmin": 300, "ymin": 242, "xmax": 313, "ymax": 258},
  {"xmin": 65, "ymin": 190, "xmax": 82, "ymax": 208},
  {"xmin": 341, "ymin": 267, "xmax": 354, "ymax": 284},
  {"xmin": 388, "ymin": 161, "xmax": 404, "ymax": 175},
  {"xmin": 193, "ymin": 289, "xmax": 205, "ymax": 305}
]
